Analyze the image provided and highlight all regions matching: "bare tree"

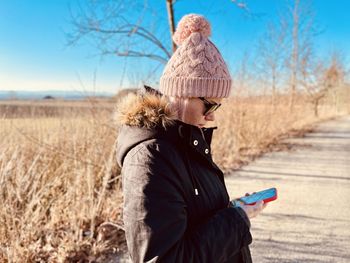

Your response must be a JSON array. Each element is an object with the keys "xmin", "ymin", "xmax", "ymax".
[
  {"xmin": 255, "ymin": 20, "xmax": 287, "ymax": 110},
  {"xmin": 284, "ymin": 0, "xmax": 319, "ymax": 112},
  {"xmin": 300, "ymin": 50, "xmax": 345, "ymax": 117},
  {"xmin": 300, "ymin": 58, "xmax": 326, "ymax": 117},
  {"xmin": 166, "ymin": 0, "xmax": 176, "ymax": 53},
  {"xmin": 235, "ymin": 52, "xmax": 253, "ymax": 97},
  {"xmin": 324, "ymin": 52, "xmax": 346, "ymax": 113},
  {"xmin": 288, "ymin": 0, "xmax": 300, "ymax": 112},
  {"xmin": 67, "ymin": 1, "xmax": 172, "ymax": 65}
]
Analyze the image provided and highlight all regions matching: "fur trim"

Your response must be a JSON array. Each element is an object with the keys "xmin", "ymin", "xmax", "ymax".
[{"xmin": 114, "ymin": 92, "xmax": 177, "ymax": 129}]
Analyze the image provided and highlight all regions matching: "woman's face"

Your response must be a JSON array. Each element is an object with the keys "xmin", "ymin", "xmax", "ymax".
[{"xmin": 183, "ymin": 97, "xmax": 223, "ymax": 128}]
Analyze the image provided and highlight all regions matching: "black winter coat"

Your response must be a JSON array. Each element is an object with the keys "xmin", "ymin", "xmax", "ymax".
[{"xmin": 116, "ymin": 88, "xmax": 253, "ymax": 262}]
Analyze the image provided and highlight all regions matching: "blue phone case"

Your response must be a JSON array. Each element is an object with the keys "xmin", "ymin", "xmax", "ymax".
[
  {"xmin": 238, "ymin": 188, "xmax": 277, "ymax": 205},
  {"xmin": 231, "ymin": 188, "xmax": 277, "ymax": 207}
]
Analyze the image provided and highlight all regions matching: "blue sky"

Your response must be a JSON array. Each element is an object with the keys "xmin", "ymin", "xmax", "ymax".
[{"xmin": 0, "ymin": 0, "xmax": 349, "ymax": 94}]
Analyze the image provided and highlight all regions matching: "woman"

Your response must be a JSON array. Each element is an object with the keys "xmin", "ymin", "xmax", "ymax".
[{"xmin": 116, "ymin": 14, "xmax": 266, "ymax": 262}]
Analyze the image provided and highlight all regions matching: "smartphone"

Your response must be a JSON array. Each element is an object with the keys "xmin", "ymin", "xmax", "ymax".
[{"xmin": 237, "ymin": 187, "xmax": 277, "ymax": 206}]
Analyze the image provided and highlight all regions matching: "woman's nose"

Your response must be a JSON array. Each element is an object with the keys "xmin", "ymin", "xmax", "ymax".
[{"xmin": 204, "ymin": 112, "xmax": 215, "ymax": 121}]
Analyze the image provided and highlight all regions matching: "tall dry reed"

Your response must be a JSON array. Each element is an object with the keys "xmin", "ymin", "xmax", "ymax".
[{"xmin": 0, "ymin": 105, "xmax": 125, "ymax": 262}]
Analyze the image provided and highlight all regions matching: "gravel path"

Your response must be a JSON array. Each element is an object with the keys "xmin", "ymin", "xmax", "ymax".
[{"xmin": 225, "ymin": 115, "xmax": 350, "ymax": 262}]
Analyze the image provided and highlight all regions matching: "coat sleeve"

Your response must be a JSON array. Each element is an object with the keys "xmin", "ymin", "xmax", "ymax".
[{"xmin": 122, "ymin": 142, "xmax": 252, "ymax": 263}]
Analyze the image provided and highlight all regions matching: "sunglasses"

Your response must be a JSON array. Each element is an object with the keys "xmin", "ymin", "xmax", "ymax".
[{"xmin": 198, "ymin": 97, "xmax": 221, "ymax": 116}]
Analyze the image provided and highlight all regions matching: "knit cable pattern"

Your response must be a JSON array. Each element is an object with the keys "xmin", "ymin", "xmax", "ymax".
[{"xmin": 160, "ymin": 14, "xmax": 232, "ymax": 98}]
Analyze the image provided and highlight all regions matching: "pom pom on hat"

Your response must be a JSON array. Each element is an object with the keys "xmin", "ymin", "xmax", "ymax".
[{"xmin": 173, "ymin": 14, "xmax": 211, "ymax": 45}]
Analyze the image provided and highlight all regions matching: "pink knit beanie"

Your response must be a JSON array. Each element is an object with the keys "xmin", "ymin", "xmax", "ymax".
[{"xmin": 160, "ymin": 14, "xmax": 232, "ymax": 98}]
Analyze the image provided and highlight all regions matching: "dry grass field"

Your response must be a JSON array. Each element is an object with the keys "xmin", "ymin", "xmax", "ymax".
[{"xmin": 0, "ymin": 93, "xmax": 349, "ymax": 262}]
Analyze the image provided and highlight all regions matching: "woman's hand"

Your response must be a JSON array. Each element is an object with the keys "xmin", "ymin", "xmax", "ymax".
[
  {"xmin": 240, "ymin": 200, "xmax": 267, "ymax": 219},
  {"xmin": 236, "ymin": 192, "xmax": 268, "ymax": 219}
]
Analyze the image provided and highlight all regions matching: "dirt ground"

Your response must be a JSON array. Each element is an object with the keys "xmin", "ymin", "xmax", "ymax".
[{"xmin": 225, "ymin": 115, "xmax": 350, "ymax": 262}]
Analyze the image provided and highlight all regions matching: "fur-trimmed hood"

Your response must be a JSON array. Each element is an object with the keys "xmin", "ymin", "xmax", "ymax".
[
  {"xmin": 114, "ymin": 86, "xmax": 177, "ymax": 129},
  {"xmin": 115, "ymin": 86, "xmax": 179, "ymax": 167},
  {"xmin": 115, "ymin": 86, "xmax": 217, "ymax": 167}
]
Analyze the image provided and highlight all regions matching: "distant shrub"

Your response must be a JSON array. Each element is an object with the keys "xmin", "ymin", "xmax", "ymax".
[{"xmin": 43, "ymin": 95, "xmax": 55, "ymax": 100}]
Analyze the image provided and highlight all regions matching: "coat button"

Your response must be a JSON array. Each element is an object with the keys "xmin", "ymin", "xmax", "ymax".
[
  {"xmin": 193, "ymin": 140, "xmax": 198, "ymax": 146},
  {"xmin": 205, "ymin": 149, "xmax": 209, "ymax": 154}
]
